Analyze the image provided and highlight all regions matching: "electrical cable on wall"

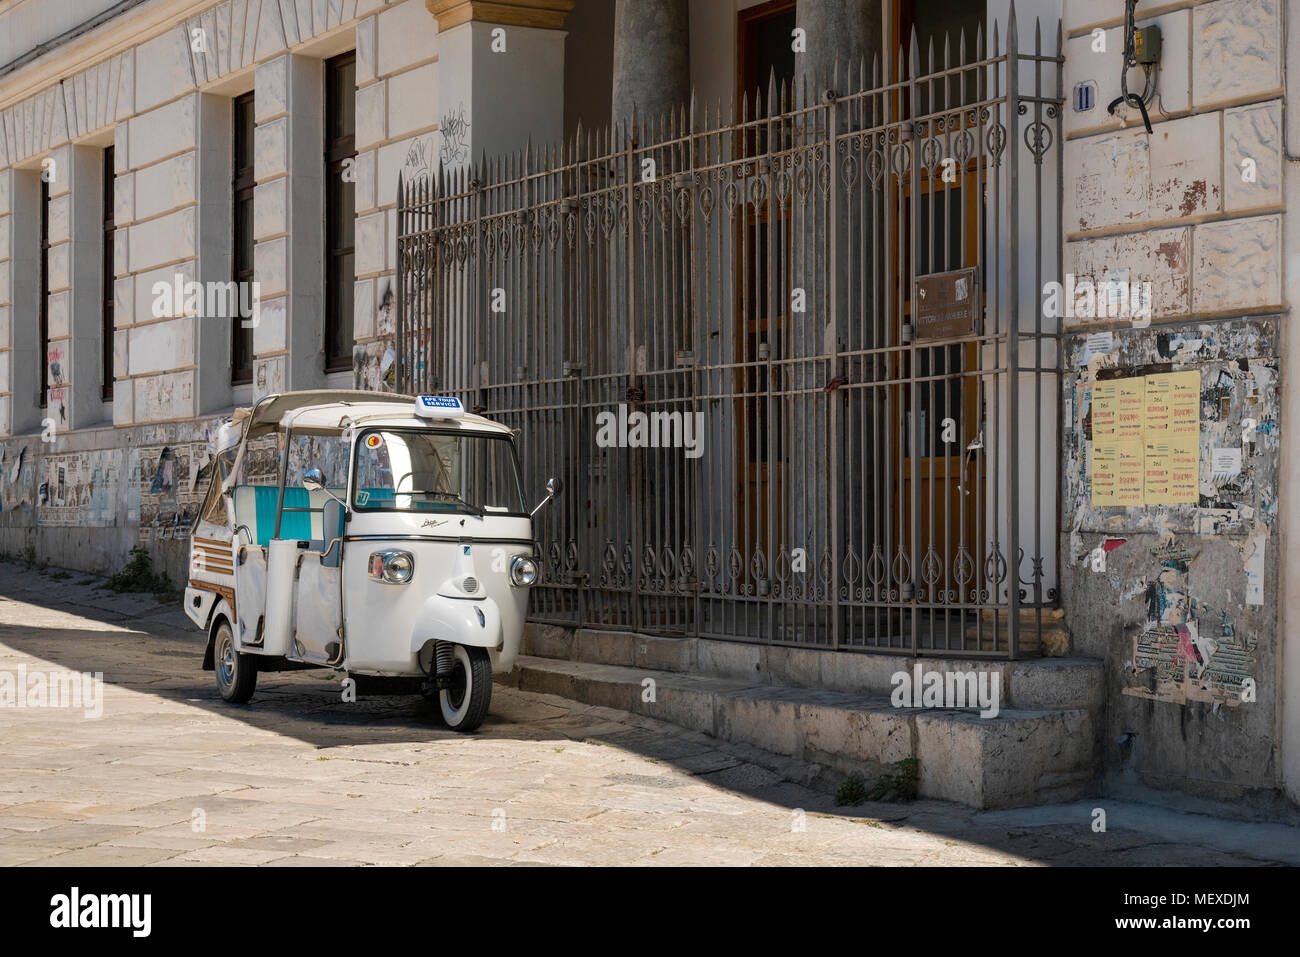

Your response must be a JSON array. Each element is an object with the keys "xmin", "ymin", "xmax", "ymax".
[{"xmin": 1106, "ymin": 0, "xmax": 1160, "ymax": 134}]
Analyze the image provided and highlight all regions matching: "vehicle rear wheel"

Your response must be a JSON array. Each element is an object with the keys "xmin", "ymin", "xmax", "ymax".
[
  {"xmin": 439, "ymin": 644, "xmax": 491, "ymax": 732},
  {"xmin": 214, "ymin": 619, "xmax": 257, "ymax": 704}
]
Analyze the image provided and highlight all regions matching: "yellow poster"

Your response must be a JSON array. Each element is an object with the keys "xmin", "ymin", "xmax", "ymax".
[
  {"xmin": 1167, "ymin": 371, "xmax": 1201, "ymax": 502},
  {"xmin": 1092, "ymin": 444, "xmax": 1118, "ymax": 505},
  {"xmin": 1092, "ymin": 380, "xmax": 1118, "ymax": 440},
  {"xmin": 1144, "ymin": 441, "xmax": 1172, "ymax": 503},
  {"xmin": 1116, "ymin": 438, "xmax": 1145, "ymax": 506},
  {"xmin": 1089, "ymin": 371, "xmax": 1200, "ymax": 507},
  {"xmin": 1117, "ymin": 378, "xmax": 1145, "ymax": 441},
  {"xmin": 1143, "ymin": 374, "xmax": 1173, "ymax": 505},
  {"xmin": 1090, "ymin": 382, "xmax": 1119, "ymax": 506}
]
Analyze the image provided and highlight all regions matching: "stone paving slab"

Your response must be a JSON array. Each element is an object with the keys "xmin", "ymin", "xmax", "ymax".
[{"xmin": 0, "ymin": 560, "xmax": 1294, "ymax": 866}]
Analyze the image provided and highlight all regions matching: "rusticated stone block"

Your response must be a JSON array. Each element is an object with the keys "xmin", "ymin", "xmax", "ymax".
[
  {"xmin": 1192, "ymin": 214, "xmax": 1281, "ymax": 314},
  {"xmin": 1192, "ymin": 0, "xmax": 1282, "ymax": 107}
]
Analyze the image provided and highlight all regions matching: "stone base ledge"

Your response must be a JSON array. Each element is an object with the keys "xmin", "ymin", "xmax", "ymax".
[
  {"xmin": 502, "ymin": 654, "xmax": 1099, "ymax": 809},
  {"xmin": 523, "ymin": 622, "xmax": 1103, "ymax": 711}
]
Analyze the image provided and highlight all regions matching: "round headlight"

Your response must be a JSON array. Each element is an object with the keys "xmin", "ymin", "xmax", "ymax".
[
  {"xmin": 384, "ymin": 551, "xmax": 415, "ymax": 583},
  {"xmin": 510, "ymin": 555, "xmax": 539, "ymax": 587},
  {"xmin": 370, "ymin": 550, "xmax": 415, "ymax": 584}
]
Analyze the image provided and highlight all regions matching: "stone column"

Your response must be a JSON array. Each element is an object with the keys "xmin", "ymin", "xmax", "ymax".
[
  {"xmin": 796, "ymin": 0, "xmax": 881, "ymax": 95},
  {"xmin": 793, "ymin": 1, "xmax": 884, "ymax": 588},
  {"xmin": 611, "ymin": 0, "xmax": 690, "ymax": 125}
]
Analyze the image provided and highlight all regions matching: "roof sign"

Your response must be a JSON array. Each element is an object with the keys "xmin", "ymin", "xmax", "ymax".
[{"xmin": 415, "ymin": 395, "xmax": 466, "ymax": 419}]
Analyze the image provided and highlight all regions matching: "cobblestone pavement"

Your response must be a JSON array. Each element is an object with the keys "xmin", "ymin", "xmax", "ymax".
[{"xmin": 0, "ymin": 561, "xmax": 1294, "ymax": 866}]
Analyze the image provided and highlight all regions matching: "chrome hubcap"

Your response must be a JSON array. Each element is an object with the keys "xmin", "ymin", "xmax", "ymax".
[{"xmin": 218, "ymin": 636, "xmax": 234, "ymax": 684}]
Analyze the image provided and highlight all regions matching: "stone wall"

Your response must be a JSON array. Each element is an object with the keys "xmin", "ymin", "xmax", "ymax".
[
  {"xmin": 1060, "ymin": 0, "xmax": 1287, "ymax": 800},
  {"xmin": 0, "ymin": 0, "xmax": 437, "ymax": 582}
]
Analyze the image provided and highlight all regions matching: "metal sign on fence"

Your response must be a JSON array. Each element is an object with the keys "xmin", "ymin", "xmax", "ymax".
[{"xmin": 914, "ymin": 267, "xmax": 980, "ymax": 340}]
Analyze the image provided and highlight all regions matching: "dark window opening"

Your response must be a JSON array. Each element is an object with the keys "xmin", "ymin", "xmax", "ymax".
[
  {"xmin": 738, "ymin": 0, "xmax": 796, "ymax": 103},
  {"xmin": 324, "ymin": 51, "xmax": 356, "ymax": 373},
  {"xmin": 101, "ymin": 146, "xmax": 115, "ymax": 402},
  {"xmin": 899, "ymin": 0, "xmax": 986, "ymax": 112},
  {"xmin": 232, "ymin": 91, "xmax": 255, "ymax": 385},
  {"xmin": 733, "ymin": 0, "xmax": 796, "ymax": 572},
  {"xmin": 738, "ymin": 0, "xmax": 796, "ymax": 154}
]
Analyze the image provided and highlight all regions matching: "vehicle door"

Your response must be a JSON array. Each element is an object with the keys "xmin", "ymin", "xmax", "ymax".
[{"xmin": 281, "ymin": 433, "xmax": 348, "ymax": 664}]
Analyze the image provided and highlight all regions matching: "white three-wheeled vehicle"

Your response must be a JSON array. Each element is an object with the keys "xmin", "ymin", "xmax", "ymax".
[{"xmin": 184, "ymin": 391, "xmax": 557, "ymax": 732}]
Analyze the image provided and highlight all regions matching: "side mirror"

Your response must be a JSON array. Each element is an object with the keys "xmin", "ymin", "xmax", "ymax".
[
  {"xmin": 530, "ymin": 476, "xmax": 562, "ymax": 518},
  {"xmin": 303, "ymin": 468, "xmax": 346, "ymax": 507}
]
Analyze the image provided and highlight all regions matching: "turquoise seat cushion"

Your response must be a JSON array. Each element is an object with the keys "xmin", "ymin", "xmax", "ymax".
[
  {"xmin": 278, "ymin": 487, "xmax": 312, "ymax": 540},
  {"xmin": 245, "ymin": 485, "xmax": 312, "ymax": 545}
]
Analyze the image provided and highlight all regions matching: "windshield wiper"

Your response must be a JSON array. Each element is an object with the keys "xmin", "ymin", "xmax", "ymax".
[
  {"xmin": 427, "ymin": 491, "xmax": 484, "ymax": 516},
  {"xmin": 389, "ymin": 487, "xmax": 485, "ymax": 516}
]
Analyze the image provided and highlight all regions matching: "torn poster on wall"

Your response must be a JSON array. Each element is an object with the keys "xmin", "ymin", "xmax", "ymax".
[
  {"xmin": 0, "ymin": 445, "xmax": 34, "ymax": 513},
  {"xmin": 354, "ymin": 338, "xmax": 396, "ymax": 392},
  {"xmin": 1243, "ymin": 532, "xmax": 1265, "ymax": 606},
  {"xmin": 1123, "ymin": 540, "xmax": 1256, "ymax": 706},
  {"xmin": 1067, "ymin": 320, "xmax": 1275, "ymax": 708},
  {"xmin": 127, "ymin": 444, "xmax": 205, "ymax": 541},
  {"xmin": 36, "ymin": 450, "xmax": 123, "ymax": 527},
  {"xmin": 1065, "ymin": 319, "xmax": 1279, "ymax": 537}
]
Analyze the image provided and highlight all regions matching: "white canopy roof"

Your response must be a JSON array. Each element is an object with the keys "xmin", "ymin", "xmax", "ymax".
[
  {"xmin": 283, "ymin": 401, "xmax": 511, "ymax": 436},
  {"xmin": 243, "ymin": 390, "xmax": 412, "ymax": 439},
  {"xmin": 222, "ymin": 391, "xmax": 512, "ymax": 492}
]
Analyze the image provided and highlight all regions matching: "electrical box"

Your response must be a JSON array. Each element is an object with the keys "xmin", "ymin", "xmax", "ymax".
[{"xmin": 1134, "ymin": 25, "xmax": 1162, "ymax": 65}]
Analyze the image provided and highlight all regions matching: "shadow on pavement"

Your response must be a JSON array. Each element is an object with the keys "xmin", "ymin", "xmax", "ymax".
[{"xmin": 0, "ymin": 561, "xmax": 1288, "ymax": 866}]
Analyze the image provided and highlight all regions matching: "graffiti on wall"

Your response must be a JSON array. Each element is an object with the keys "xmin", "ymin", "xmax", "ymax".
[
  {"xmin": 439, "ymin": 102, "xmax": 470, "ymax": 167},
  {"xmin": 403, "ymin": 134, "xmax": 436, "ymax": 186}
]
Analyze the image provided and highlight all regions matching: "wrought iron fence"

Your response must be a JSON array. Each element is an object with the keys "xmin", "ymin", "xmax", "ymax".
[{"xmin": 396, "ymin": 12, "xmax": 1063, "ymax": 657}]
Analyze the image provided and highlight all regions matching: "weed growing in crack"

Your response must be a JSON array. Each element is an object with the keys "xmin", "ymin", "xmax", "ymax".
[{"xmin": 106, "ymin": 546, "xmax": 181, "ymax": 603}]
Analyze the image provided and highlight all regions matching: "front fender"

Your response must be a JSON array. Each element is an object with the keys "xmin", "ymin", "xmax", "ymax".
[
  {"xmin": 411, "ymin": 595, "xmax": 502, "ymax": 654},
  {"xmin": 201, "ymin": 598, "xmax": 235, "ymax": 671}
]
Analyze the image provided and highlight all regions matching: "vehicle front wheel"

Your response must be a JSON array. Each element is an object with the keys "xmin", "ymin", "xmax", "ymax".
[
  {"xmin": 439, "ymin": 644, "xmax": 491, "ymax": 732},
  {"xmin": 214, "ymin": 619, "xmax": 257, "ymax": 704}
]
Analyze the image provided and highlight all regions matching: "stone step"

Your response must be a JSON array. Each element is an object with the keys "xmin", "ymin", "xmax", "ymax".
[
  {"xmin": 962, "ymin": 623, "xmax": 1072, "ymax": 657},
  {"xmin": 523, "ymin": 624, "xmax": 1100, "ymax": 709},
  {"xmin": 981, "ymin": 606, "xmax": 1066, "ymax": 626},
  {"xmin": 501, "ymin": 654, "xmax": 1099, "ymax": 809}
]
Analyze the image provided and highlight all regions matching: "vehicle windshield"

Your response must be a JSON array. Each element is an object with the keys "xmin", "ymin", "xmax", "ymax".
[{"xmin": 352, "ymin": 429, "xmax": 526, "ymax": 515}]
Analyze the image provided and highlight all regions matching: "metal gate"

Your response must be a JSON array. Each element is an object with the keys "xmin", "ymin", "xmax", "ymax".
[{"xmin": 396, "ymin": 13, "xmax": 1062, "ymax": 657}]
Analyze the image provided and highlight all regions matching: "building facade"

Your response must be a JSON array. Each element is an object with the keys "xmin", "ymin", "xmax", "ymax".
[{"xmin": 0, "ymin": 0, "xmax": 1296, "ymax": 807}]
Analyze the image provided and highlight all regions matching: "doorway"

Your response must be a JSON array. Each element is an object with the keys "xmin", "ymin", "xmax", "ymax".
[
  {"xmin": 890, "ymin": 0, "xmax": 987, "ymax": 621},
  {"xmin": 733, "ymin": 0, "xmax": 796, "ymax": 588}
]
